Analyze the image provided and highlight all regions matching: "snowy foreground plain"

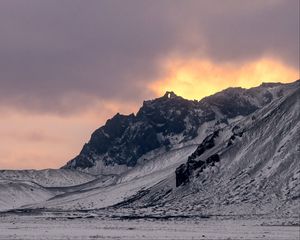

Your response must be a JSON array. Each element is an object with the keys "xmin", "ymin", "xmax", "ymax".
[{"xmin": 0, "ymin": 211, "xmax": 299, "ymax": 240}]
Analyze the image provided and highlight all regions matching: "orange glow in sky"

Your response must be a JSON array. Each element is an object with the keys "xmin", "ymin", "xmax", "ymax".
[
  {"xmin": 0, "ymin": 100, "xmax": 137, "ymax": 170},
  {"xmin": 149, "ymin": 57, "xmax": 299, "ymax": 100}
]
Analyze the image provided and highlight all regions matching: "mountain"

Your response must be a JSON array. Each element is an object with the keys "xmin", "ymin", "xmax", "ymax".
[
  {"xmin": 63, "ymin": 82, "xmax": 292, "ymax": 175},
  {"xmin": 1, "ymin": 80, "xmax": 299, "ymax": 218},
  {"xmin": 114, "ymin": 80, "xmax": 300, "ymax": 216},
  {"xmin": 35, "ymin": 80, "xmax": 298, "ymax": 215}
]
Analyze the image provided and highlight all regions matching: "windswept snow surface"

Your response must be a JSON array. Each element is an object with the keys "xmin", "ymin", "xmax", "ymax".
[
  {"xmin": 0, "ymin": 213, "xmax": 299, "ymax": 240},
  {"xmin": 0, "ymin": 180, "xmax": 55, "ymax": 211},
  {"xmin": 0, "ymin": 169, "xmax": 96, "ymax": 211},
  {"xmin": 0, "ymin": 169, "xmax": 96, "ymax": 187}
]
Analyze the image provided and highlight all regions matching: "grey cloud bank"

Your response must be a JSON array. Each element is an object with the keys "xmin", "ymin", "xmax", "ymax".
[{"xmin": 0, "ymin": 0, "xmax": 298, "ymax": 113}]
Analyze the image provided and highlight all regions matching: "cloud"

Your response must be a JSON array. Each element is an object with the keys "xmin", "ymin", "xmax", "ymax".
[
  {"xmin": 0, "ymin": 0, "xmax": 298, "ymax": 114},
  {"xmin": 150, "ymin": 57, "xmax": 299, "ymax": 100}
]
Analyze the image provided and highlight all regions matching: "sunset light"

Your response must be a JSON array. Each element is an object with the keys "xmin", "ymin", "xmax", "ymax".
[
  {"xmin": 150, "ymin": 57, "xmax": 299, "ymax": 100},
  {"xmin": 0, "ymin": 1, "xmax": 299, "ymax": 237}
]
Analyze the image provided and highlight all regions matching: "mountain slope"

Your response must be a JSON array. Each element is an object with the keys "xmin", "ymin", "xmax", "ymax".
[{"xmin": 118, "ymin": 81, "xmax": 300, "ymax": 216}]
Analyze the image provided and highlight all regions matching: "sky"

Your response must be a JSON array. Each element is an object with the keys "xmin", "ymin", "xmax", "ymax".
[{"xmin": 0, "ymin": 0, "xmax": 299, "ymax": 169}]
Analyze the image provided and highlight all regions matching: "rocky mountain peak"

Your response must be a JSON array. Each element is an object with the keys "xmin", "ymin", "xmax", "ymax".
[
  {"xmin": 63, "ymin": 81, "xmax": 299, "ymax": 173},
  {"xmin": 163, "ymin": 91, "xmax": 178, "ymax": 99}
]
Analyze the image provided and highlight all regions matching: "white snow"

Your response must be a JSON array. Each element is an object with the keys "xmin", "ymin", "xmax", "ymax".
[
  {"xmin": 0, "ymin": 214, "xmax": 298, "ymax": 240},
  {"xmin": 0, "ymin": 180, "xmax": 55, "ymax": 211},
  {"xmin": 0, "ymin": 169, "xmax": 96, "ymax": 187}
]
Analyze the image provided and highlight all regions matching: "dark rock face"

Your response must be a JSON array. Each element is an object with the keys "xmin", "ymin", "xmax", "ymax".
[
  {"xmin": 201, "ymin": 85, "xmax": 274, "ymax": 118},
  {"xmin": 77, "ymin": 115, "xmax": 161, "ymax": 168},
  {"xmin": 176, "ymin": 154, "xmax": 220, "ymax": 187},
  {"xmin": 175, "ymin": 164, "xmax": 190, "ymax": 187},
  {"xmin": 63, "ymin": 85, "xmax": 281, "ymax": 171},
  {"xmin": 175, "ymin": 130, "xmax": 219, "ymax": 187},
  {"xmin": 206, "ymin": 154, "xmax": 220, "ymax": 165},
  {"xmin": 136, "ymin": 91, "xmax": 214, "ymax": 138},
  {"xmin": 227, "ymin": 125, "xmax": 245, "ymax": 147},
  {"xmin": 64, "ymin": 92, "xmax": 209, "ymax": 170},
  {"xmin": 188, "ymin": 130, "xmax": 219, "ymax": 160}
]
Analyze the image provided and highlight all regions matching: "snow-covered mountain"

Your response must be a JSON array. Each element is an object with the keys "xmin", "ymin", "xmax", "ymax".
[
  {"xmin": 63, "ymin": 82, "xmax": 292, "ymax": 175},
  {"xmin": 0, "ymin": 80, "xmax": 299, "ymax": 217},
  {"xmin": 114, "ymin": 80, "xmax": 300, "ymax": 216}
]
